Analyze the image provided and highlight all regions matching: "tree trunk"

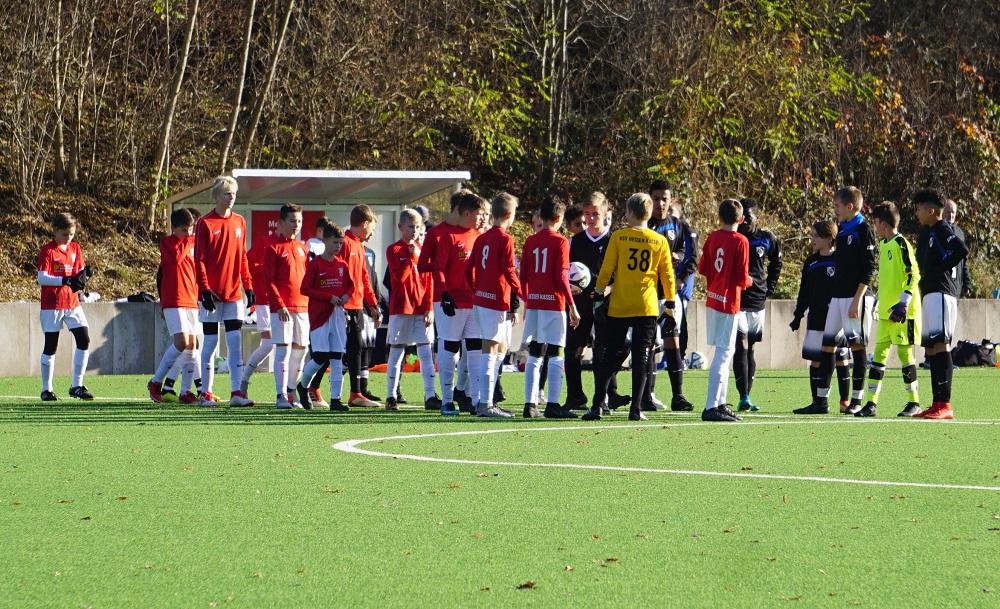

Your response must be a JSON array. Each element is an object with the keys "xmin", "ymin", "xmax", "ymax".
[
  {"xmin": 147, "ymin": 0, "xmax": 200, "ymax": 231},
  {"xmin": 240, "ymin": 0, "xmax": 295, "ymax": 168},
  {"xmin": 52, "ymin": 0, "xmax": 66, "ymax": 186},
  {"xmin": 217, "ymin": 0, "xmax": 257, "ymax": 174}
]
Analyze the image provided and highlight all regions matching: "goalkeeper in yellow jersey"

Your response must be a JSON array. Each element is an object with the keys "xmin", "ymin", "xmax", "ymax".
[
  {"xmin": 859, "ymin": 202, "xmax": 922, "ymax": 417},
  {"xmin": 582, "ymin": 193, "xmax": 675, "ymax": 422}
]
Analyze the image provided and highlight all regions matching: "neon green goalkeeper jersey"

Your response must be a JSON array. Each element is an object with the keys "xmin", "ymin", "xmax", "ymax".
[{"xmin": 878, "ymin": 233, "xmax": 921, "ymax": 319}]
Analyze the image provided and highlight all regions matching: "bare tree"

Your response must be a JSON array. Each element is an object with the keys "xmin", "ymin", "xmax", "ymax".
[{"xmin": 218, "ymin": 0, "xmax": 257, "ymax": 174}]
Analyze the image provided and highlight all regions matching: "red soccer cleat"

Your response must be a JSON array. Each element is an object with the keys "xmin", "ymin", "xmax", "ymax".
[
  {"xmin": 147, "ymin": 380, "xmax": 164, "ymax": 403},
  {"xmin": 178, "ymin": 391, "xmax": 200, "ymax": 404},
  {"xmin": 922, "ymin": 402, "xmax": 954, "ymax": 419}
]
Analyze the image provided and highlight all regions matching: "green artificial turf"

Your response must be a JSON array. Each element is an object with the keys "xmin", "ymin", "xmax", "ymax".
[{"xmin": 1, "ymin": 367, "xmax": 999, "ymax": 608}]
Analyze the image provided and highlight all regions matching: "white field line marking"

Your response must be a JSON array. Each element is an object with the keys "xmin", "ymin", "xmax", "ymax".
[{"xmin": 333, "ymin": 419, "xmax": 1000, "ymax": 492}]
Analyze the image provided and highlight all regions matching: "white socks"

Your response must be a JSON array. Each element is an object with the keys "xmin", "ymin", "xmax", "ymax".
[
  {"xmin": 480, "ymin": 352, "xmax": 498, "ymax": 409},
  {"xmin": 225, "ymin": 329, "xmax": 243, "ymax": 392},
  {"xmin": 273, "ymin": 344, "xmax": 289, "ymax": 396},
  {"xmin": 153, "ymin": 344, "xmax": 182, "ymax": 384},
  {"xmin": 547, "ymin": 355, "xmax": 564, "ymax": 404},
  {"xmin": 72, "ymin": 348, "xmax": 89, "ymax": 387},
  {"xmin": 41, "ymin": 353, "xmax": 55, "ymax": 392},
  {"xmin": 417, "ymin": 344, "xmax": 436, "ymax": 399},
  {"xmin": 328, "ymin": 357, "xmax": 344, "ymax": 402},
  {"xmin": 706, "ymin": 346, "xmax": 735, "ymax": 410},
  {"xmin": 201, "ymin": 334, "xmax": 219, "ymax": 394},
  {"xmin": 387, "ymin": 347, "xmax": 405, "ymax": 398},
  {"xmin": 242, "ymin": 338, "xmax": 273, "ymax": 383}
]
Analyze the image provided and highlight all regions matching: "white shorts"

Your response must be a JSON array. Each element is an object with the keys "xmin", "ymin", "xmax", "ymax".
[
  {"xmin": 705, "ymin": 308, "xmax": 738, "ymax": 349},
  {"xmin": 255, "ymin": 304, "xmax": 271, "ymax": 334},
  {"xmin": 521, "ymin": 309, "xmax": 567, "ymax": 347},
  {"xmin": 163, "ymin": 307, "xmax": 199, "ymax": 336},
  {"xmin": 474, "ymin": 305, "xmax": 509, "ymax": 343},
  {"xmin": 271, "ymin": 311, "xmax": 310, "ymax": 346},
  {"xmin": 388, "ymin": 314, "xmax": 434, "ymax": 346},
  {"xmin": 802, "ymin": 329, "xmax": 849, "ymax": 361},
  {"xmin": 39, "ymin": 307, "xmax": 88, "ymax": 334},
  {"xmin": 435, "ymin": 304, "xmax": 479, "ymax": 342},
  {"xmin": 199, "ymin": 299, "xmax": 246, "ymax": 324},
  {"xmin": 310, "ymin": 309, "xmax": 347, "ymax": 353},
  {"xmin": 361, "ymin": 313, "xmax": 377, "ymax": 349},
  {"xmin": 823, "ymin": 296, "xmax": 873, "ymax": 347},
  {"xmin": 737, "ymin": 310, "xmax": 766, "ymax": 343},
  {"xmin": 921, "ymin": 292, "xmax": 957, "ymax": 347}
]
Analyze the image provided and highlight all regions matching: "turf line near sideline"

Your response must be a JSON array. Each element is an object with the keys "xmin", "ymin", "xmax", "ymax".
[{"xmin": 333, "ymin": 419, "xmax": 1000, "ymax": 492}]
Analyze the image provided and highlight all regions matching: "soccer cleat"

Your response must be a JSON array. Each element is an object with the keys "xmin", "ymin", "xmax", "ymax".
[
  {"xmin": 349, "ymin": 393, "xmax": 380, "ymax": 408},
  {"xmin": 523, "ymin": 403, "xmax": 541, "ymax": 418},
  {"xmin": 793, "ymin": 402, "xmax": 829, "ymax": 415},
  {"xmin": 239, "ymin": 379, "xmax": 250, "ymax": 395},
  {"xmin": 639, "ymin": 399, "xmax": 657, "ymax": 412},
  {"xmin": 161, "ymin": 389, "xmax": 179, "ymax": 403},
  {"xmin": 478, "ymin": 405, "xmax": 514, "ymax": 418},
  {"xmin": 441, "ymin": 402, "xmax": 460, "ymax": 416},
  {"xmin": 395, "ymin": 391, "xmax": 408, "ymax": 405},
  {"xmin": 912, "ymin": 402, "xmax": 937, "ymax": 418},
  {"xmin": 844, "ymin": 399, "xmax": 863, "ymax": 415},
  {"xmin": 839, "ymin": 400, "xmax": 850, "ymax": 414},
  {"xmin": 179, "ymin": 391, "xmax": 200, "ymax": 405},
  {"xmin": 564, "ymin": 395, "xmax": 589, "ymax": 410},
  {"xmin": 897, "ymin": 402, "xmax": 922, "ymax": 417},
  {"xmin": 608, "ymin": 392, "xmax": 631, "ymax": 409},
  {"xmin": 147, "ymin": 380, "xmax": 164, "ymax": 403},
  {"xmin": 855, "ymin": 402, "xmax": 877, "ymax": 417},
  {"xmin": 544, "ymin": 402, "xmax": 578, "ymax": 419},
  {"xmin": 493, "ymin": 383, "xmax": 507, "ymax": 404},
  {"xmin": 628, "ymin": 409, "xmax": 648, "ymax": 422},
  {"xmin": 198, "ymin": 392, "xmax": 219, "ymax": 408},
  {"xmin": 40, "ymin": 390, "xmax": 58, "ymax": 402},
  {"xmin": 229, "ymin": 391, "xmax": 255, "ymax": 407},
  {"xmin": 701, "ymin": 407, "xmax": 740, "ymax": 422},
  {"xmin": 276, "ymin": 394, "xmax": 293, "ymax": 409},
  {"xmin": 922, "ymin": 402, "xmax": 954, "ymax": 420},
  {"xmin": 385, "ymin": 397, "xmax": 400, "ymax": 412},
  {"xmin": 581, "ymin": 407, "xmax": 603, "ymax": 421},
  {"xmin": 69, "ymin": 385, "xmax": 94, "ymax": 400},
  {"xmin": 362, "ymin": 389, "xmax": 382, "ymax": 402},
  {"xmin": 296, "ymin": 384, "xmax": 314, "ymax": 410},
  {"xmin": 309, "ymin": 388, "xmax": 329, "ymax": 409},
  {"xmin": 648, "ymin": 394, "xmax": 667, "ymax": 410},
  {"xmin": 424, "ymin": 395, "xmax": 442, "ymax": 410},
  {"xmin": 717, "ymin": 403, "xmax": 743, "ymax": 421},
  {"xmin": 671, "ymin": 395, "xmax": 694, "ymax": 411},
  {"xmin": 288, "ymin": 392, "xmax": 305, "ymax": 409},
  {"xmin": 737, "ymin": 395, "xmax": 760, "ymax": 412},
  {"xmin": 454, "ymin": 389, "xmax": 474, "ymax": 412},
  {"xmin": 328, "ymin": 399, "xmax": 349, "ymax": 412}
]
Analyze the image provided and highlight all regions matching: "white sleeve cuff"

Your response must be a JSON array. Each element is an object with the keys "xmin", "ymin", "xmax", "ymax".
[
  {"xmin": 38, "ymin": 271, "xmax": 64, "ymax": 287},
  {"xmin": 897, "ymin": 291, "xmax": 912, "ymax": 305}
]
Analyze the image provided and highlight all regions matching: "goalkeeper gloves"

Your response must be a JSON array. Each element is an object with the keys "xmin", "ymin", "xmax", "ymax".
[
  {"xmin": 200, "ymin": 290, "xmax": 221, "ymax": 312},
  {"xmin": 789, "ymin": 315, "xmax": 802, "ymax": 332},
  {"xmin": 440, "ymin": 291, "xmax": 457, "ymax": 317},
  {"xmin": 509, "ymin": 293, "xmax": 521, "ymax": 314},
  {"xmin": 593, "ymin": 292, "xmax": 609, "ymax": 325},
  {"xmin": 888, "ymin": 292, "xmax": 912, "ymax": 323},
  {"xmin": 244, "ymin": 289, "xmax": 256, "ymax": 308},
  {"xmin": 658, "ymin": 299, "xmax": 677, "ymax": 333},
  {"xmin": 63, "ymin": 266, "xmax": 94, "ymax": 292}
]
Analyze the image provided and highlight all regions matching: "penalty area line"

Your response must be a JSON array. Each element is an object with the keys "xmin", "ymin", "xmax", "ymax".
[{"xmin": 332, "ymin": 419, "xmax": 1000, "ymax": 492}]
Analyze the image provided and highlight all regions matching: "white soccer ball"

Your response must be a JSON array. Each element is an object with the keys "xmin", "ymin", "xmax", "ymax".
[
  {"xmin": 215, "ymin": 356, "xmax": 229, "ymax": 374},
  {"xmin": 568, "ymin": 261, "xmax": 592, "ymax": 295},
  {"xmin": 686, "ymin": 351, "xmax": 706, "ymax": 370}
]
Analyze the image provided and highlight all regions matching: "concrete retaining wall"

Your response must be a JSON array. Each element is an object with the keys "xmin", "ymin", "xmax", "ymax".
[{"xmin": 2, "ymin": 299, "xmax": 998, "ymax": 376}]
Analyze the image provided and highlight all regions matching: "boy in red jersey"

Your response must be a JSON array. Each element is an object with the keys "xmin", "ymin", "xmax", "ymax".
[
  {"xmin": 418, "ymin": 190, "xmax": 474, "ymax": 410},
  {"xmin": 238, "ymin": 228, "xmax": 280, "ymax": 397},
  {"xmin": 37, "ymin": 212, "xmax": 95, "ymax": 401},
  {"xmin": 385, "ymin": 209, "xmax": 439, "ymax": 411},
  {"xmin": 298, "ymin": 224, "xmax": 353, "ymax": 412},
  {"xmin": 698, "ymin": 199, "xmax": 752, "ymax": 422},
  {"xmin": 466, "ymin": 193, "xmax": 523, "ymax": 418},
  {"xmin": 148, "ymin": 208, "xmax": 201, "ymax": 404},
  {"xmin": 263, "ymin": 204, "xmax": 310, "ymax": 409},
  {"xmin": 193, "ymin": 176, "xmax": 255, "ymax": 407},
  {"xmin": 520, "ymin": 196, "xmax": 581, "ymax": 419},
  {"xmin": 434, "ymin": 192, "xmax": 489, "ymax": 416},
  {"xmin": 338, "ymin": 204, "xmax": 382, "ymax": 408}
]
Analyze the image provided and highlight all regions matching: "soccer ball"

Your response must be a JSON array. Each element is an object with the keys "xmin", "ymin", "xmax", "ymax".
[
  {"xmin": 686, "ymin": 351, "xmax": 706, "ymax": 370},
  {"xmin": 568, "ymin": 261, "xmax": 592, "ymax": 295},
  {"xmin": 214, "ymin": 356, "xmax": 229, "ymax": 374}
]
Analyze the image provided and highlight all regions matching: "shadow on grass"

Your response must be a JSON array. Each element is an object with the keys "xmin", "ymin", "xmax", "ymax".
[{"xmin": 0, "ymin": 402, "xmax": 592, "ymax": 427}]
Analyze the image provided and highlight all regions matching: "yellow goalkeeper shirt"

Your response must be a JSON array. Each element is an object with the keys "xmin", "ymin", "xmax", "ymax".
[{"xmin": 596, "ymin": 226, "xmax": 675, "ymax": 318}]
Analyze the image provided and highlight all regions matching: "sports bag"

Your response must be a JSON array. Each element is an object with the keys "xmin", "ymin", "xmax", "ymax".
[{"xmin": 952, "ymin": 340, "xmax": 998, "ymax": 367}]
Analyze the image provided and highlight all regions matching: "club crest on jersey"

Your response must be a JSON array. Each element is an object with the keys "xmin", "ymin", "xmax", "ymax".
[
  {"xmin": 668, "ymin": 229, "xmax": 676, "ymax": 241},
  {"xmin": 297, "ymin": 247, "xmax": 305, "ymax": 257},
  {"xmin": 756, "ymin": 246, "xmax": 766, "ymax": 258},
  {"xmin": 71, "ymin": 253, "xmax": 77, "ymax": 262},
  {"xmin": 847, "ymin": 235, "xmax": 854, "ymax": 245},
  {"xmin": 826, "ymin": 266, "xmax": 835, "ymax": 277},
  {"xmin": 929, "ymin": 236, "xmax": 935, "ymax": 248},
  {"xmin": 236, "ymin": 227, "xmax": 242, "ymax": 238}
]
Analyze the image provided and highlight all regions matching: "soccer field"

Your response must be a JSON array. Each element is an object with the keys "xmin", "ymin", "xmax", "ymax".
[{"xmin": 1, "ymin": 368, "xmax": 999, "ymax": 608}]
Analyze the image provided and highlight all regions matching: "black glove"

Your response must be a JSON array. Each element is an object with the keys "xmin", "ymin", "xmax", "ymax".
[
  {"xmin": 244, "ymin": 289, "xmax": 256, "ymax": 308},
  {"xmin": 64, "ymin": 266, "xmax": 93, "ymax": 292},
  {"xmin": 789, "ymin": 315, "xmax": 802, "ymax": 332},
  {"xmin": 441, "ymin": 291, "xmax": 456, "ymax": 317},
  {"xmin": 593, "ymin": 293, "xmax": 608, "ymax": 325},
  {"xmin": 200, "ymin": 290, "xmax": 221, "ymax": 312},
  {"xmin": 509, "ymin": 293, "xmax": 521, "ymax": 314}
]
